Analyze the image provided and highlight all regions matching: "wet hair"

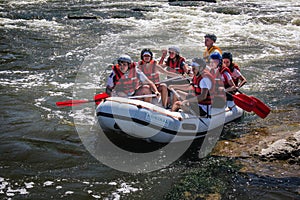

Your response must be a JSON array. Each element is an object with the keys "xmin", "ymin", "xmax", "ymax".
[
  {"xmin": 222, "ymin": 52, "xmax": 233, "ymax": 63},
  {"xmin": 204, "ymin": 34, "xmax": 217, "ymax": 42}
]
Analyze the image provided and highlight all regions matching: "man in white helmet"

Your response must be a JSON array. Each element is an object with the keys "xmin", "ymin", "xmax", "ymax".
[{"xmin": 169, "ymin": 57, "xmax": 214, "ymax": 117}]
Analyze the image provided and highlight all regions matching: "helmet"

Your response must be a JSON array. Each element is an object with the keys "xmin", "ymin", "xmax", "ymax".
[
  {"xmin": 168, "ymin": 46, "xmax": 180, "ymax": 55},
  {"xmin": 204, "ymin": 34, "xmax": 217, "ymax": 42},
  {"xmin": 222, "ymin": 52, "xmax": 233, "ymax": 63},
  {"xmin": 140, "ymin": 48, "xmax": 153, "ymax": 60},
  {"xmin": 191, "ymin": 58, "xmax": 206, "ymax": 69},
  {"xmin": 118, "ymin": 55, "xmax": 132, "ymax": 64},
  {"xmin": 210, "ymin": 52, "xmax": 222, "ymax": 60}
]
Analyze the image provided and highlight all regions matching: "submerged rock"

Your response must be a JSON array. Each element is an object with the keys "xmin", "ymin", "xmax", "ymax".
[{"xmin": 259, "ymin": 131, "xmax": 300, "ymax": 163}]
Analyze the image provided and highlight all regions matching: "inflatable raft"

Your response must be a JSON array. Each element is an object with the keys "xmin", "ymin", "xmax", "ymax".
[{"xmin": 96, "ymin": 97, "xmax": 243, "ymax": 143}]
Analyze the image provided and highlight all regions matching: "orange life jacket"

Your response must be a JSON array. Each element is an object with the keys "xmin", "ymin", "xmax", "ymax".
[
  {"xmin": 138, "ymin": 60, "xmax": 159, "ymax": 83},
  {"xmin": 219, "ymin": 66, "xmax": 232, "ymax": 89},
  {"xmin": 165, "ymin": 56, "xmax": 185, "ymax": 75},
  {"xmin": 203, "ymin": 46, "xmax": 222, "ymax": 63},
  {"xmin": 210, "ymin": 68, "xmax": 226, "ymax": 105},
  {"xmin": 112, "ymin": 63, "xmax": 140, "ymax": 95},
  {"xmin": 219, "ymin": 66, "xmax": 235, "ymax": 101},
  {"xmin": 191, "ymin": 70, "xmax": 214, "ymax": 105}
]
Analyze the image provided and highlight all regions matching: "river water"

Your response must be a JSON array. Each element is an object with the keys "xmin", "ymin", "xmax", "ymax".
[{"xmin": 0, "ymin": 0, "xmax": 299, "ymax": 199}]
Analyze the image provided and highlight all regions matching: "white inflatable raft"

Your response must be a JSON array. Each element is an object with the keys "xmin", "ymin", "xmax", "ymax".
[{"xmin": 96, "ymin": 97, "xmax": 243, "ymax": 143}]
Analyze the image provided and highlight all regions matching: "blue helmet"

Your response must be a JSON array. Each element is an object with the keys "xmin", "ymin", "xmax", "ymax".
[{"xmin": 210, "ymin": 52, "xmax": 222, "ymax": 60}]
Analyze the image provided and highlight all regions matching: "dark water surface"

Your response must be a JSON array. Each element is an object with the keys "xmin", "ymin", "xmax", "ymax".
[{"xmin": 0, "ymin": 0, "xmax": 299, "ymax": 199}]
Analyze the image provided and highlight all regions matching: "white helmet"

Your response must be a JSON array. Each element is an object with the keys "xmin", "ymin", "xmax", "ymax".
[
  {"xmin": 118, "ymin": 55, "xmax": 132, "ymax": 64},
  {"xmin": 168, "ymin": 46, "xmax": 180, "ymax": 55}
]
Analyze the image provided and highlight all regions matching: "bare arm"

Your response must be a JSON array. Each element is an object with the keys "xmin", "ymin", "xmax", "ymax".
[
  {"xmin": 237, "ymin": 74, "xmax": 247, "ymax": 89},
  {"xmin": 225, "ymin": 79, "xmax": 237, "ymax": 92},
  {"xmin": 144, "ymin": 77, "xmax": 160, "ymax": 95},
  {"xmin": 224, "ymin": 72, "xmax": 237, "ymax": 92},
  {"xmin": 158, "ymin": 49, "xmax": 167, "ymax": 65}
]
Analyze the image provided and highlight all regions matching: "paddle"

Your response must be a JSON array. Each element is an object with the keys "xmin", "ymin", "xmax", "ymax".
[
  {"xmin": 155, "ymin": 76, "xmax": 190, "ymax": 84},
  {"xmin": 250, "ymin": 96, "xmax": 271, "ymax": 118},
  {"xmin": 235, "ymin": 90, "xmax": 271, "ymax": 118},
  {"xmin": 56, "ymin": 93, "xmax": 158, "ymax": 107},
  {"xmin": 228, "ymin": 93, "xmax": 256, "ymax": 112},
  {"xmin": 56, "ymin": 92, "xmax": 109, "ymax": 107}
]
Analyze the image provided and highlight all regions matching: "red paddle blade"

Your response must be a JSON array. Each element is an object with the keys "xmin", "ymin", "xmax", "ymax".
[
  {"xmin": 56, "ymin": 93, "xmax": 109, "ymax": 107},
  {"xmin": 94, "ymin": 93, "xmax": 109, "ymax": 105},
  {"xmin": 56, "ymin": 99, "xmax": 89, "ymax": 107},
  {"xmin": 251, "ymin": 96, "xmax": 271, "ymax": 118},
  {"xmin": 232, "ymin": 94, "xmax": 256, "ymax": 112}
]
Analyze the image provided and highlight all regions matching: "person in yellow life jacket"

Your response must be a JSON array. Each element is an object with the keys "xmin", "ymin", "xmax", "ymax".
[
  {"xmin": 138, "ymin": 48, "xmax": 179, "ymax": 108},
  {"xmin": 203, "ymin": 34, "xmax": 222, "ymax": 65},
  {"xmin": 209, "ymin": 52, "xmax": 236, "ymax": 108},
  {"xmin": 169, "ymin": 58, "xmax": 214, "ymax": 117},
  {"xmin": 105, "ymin": 55, "xmax": 160, "ymax": 103},
  {"xmin": 222, "ymin": 52, "xmax": 247, "ymax": 90}
]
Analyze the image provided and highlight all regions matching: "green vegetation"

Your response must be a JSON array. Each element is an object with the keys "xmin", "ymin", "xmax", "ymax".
[{"xmin": 164, "ymin": 157, "xmax": 241, "ymax": 200}]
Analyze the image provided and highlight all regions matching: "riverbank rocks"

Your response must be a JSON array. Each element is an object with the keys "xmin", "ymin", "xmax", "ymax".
[
  {"xmin": 292, "ymin": 18, "xmax": 300, "ymax": 26},
  {"xmin": 259, "ymin": 131, "xmax": 300, "ymax": 164}
]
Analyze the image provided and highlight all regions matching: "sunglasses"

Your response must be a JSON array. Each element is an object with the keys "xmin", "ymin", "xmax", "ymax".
[{"xmin": 168, "ymin": 51, "xmax": 176, "ymax": 54}]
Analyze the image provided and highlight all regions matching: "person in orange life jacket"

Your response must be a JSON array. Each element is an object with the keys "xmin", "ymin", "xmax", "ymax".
[
  {"xmin": 203, "ymin": 34, "xmax": 222, "ymax": 65},
  {"xmin": 158, "ymin": 46, "xmax": 190, "ymax": 76},
  {"xmin": 158, "ymin": 46, "xmax": 191, "ymax": 107},
  {"xmin": 209, "ymin": 52, "xmax": 236, "ymax": 107},
  {"xmin": 222, "ymin": 52, "xmax": 247, "ymax": 90},
  {"xmin": 169, "ymin": 58, "xmax": 214, "ymax": 117},
  {"xmin": 105, "ymin": 55, "xmax": 160, "ymax": 103},
  {"xmin": 138, "ymin": 48, "xmax": 178, "ymax": 108}
]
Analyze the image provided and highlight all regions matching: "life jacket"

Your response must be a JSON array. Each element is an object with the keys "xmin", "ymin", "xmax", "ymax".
[
  {"xmin": 165, "ymin": 56, "xmax": 185, "ymax": 75},
  {"xmin": 191, "ymin": 70, "xmax": 214, "ymax": 105},
  {"xmin": 203, "ymin": 46, "xmax": 222, "ymax": 63},
  {"xmin": 138, "ymin": 60, "xmax": 159, "ymax": 83},
  {"xmin": 229, "ymin": 63, "xmax": 241, "ymax": 86},
  {"xmin": 219, "ymin": 66, "xmax": 232, "ymax": 89},
  {"xmin": 112, "ymin": 63, "xmax": 140, "ymax": 95},
  {"xmin": 219, "ymin": 66, "xmax": 235, "ymax": 101},
  {"xmin": 210, "ymin": 68, "xmax": 226, "ymax": 106}
]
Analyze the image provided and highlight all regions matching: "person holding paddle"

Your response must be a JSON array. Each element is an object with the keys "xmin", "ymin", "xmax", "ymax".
[
  {"xmin": 169, "ymin": 58, "xmax": 214, "ymax": 117},
  {"xmin": 137, "ymin": 48, "xmax": 179, "ymax": 108},
  {"xmin": 105, "ymin": 55, "xmax": 160, "ymax": 103},
  {"xmin": 222, "ymin": 52, "xmax": 247, "ymax": 90}
]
